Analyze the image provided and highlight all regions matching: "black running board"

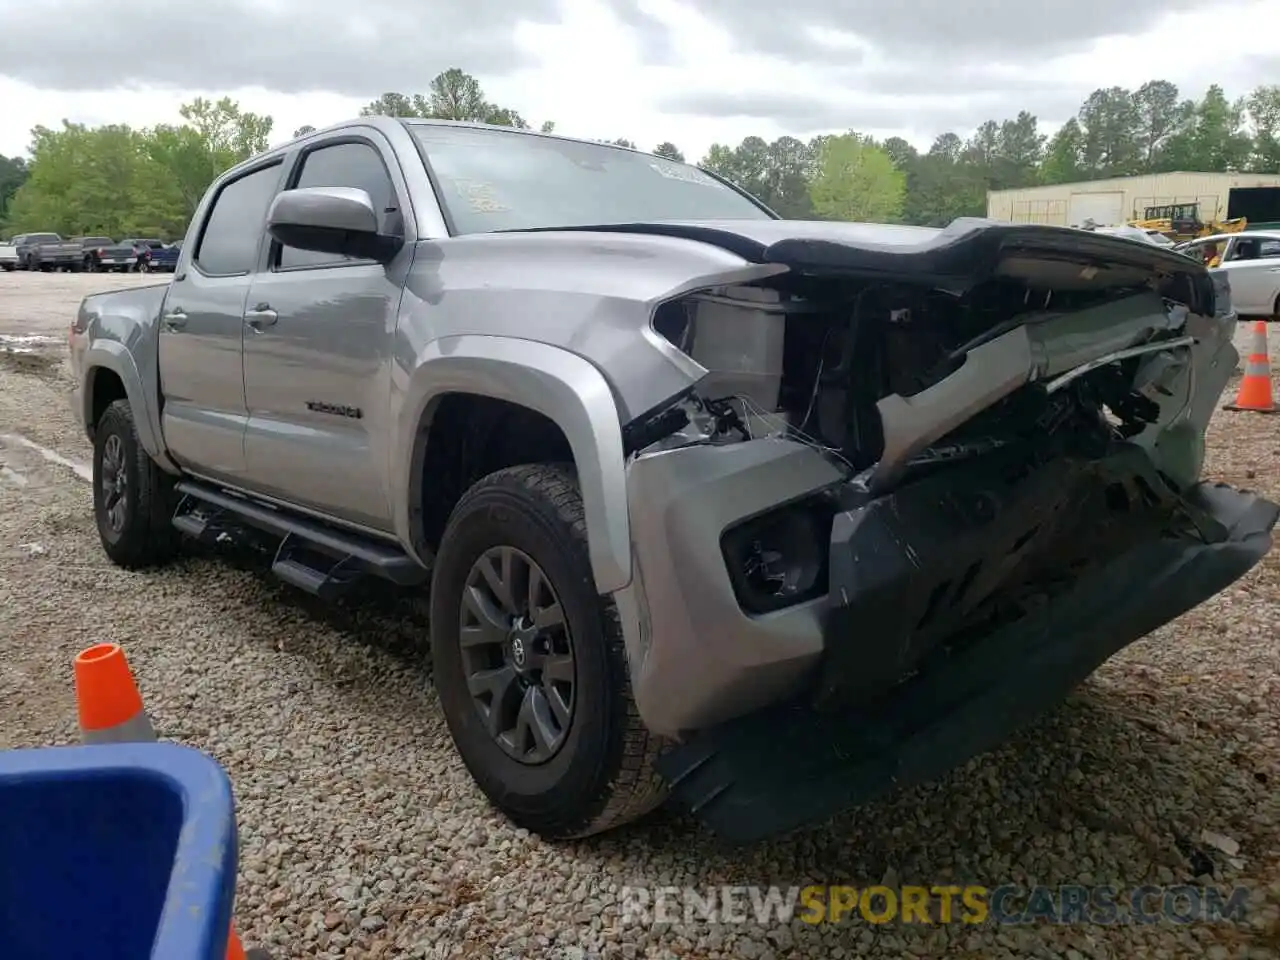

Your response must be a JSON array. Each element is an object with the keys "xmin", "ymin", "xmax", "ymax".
[
  {"xmin": 172, "ymin": 481, "xmax": 428, "ymax": 596},
  {"xmin": 655, "ymin": 482, "xmax": 1279, "ymax": 844}
]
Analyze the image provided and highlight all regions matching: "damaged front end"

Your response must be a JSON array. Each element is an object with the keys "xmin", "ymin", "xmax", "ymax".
[{"xmin": 617, "ymin": 222, "xmax": 1279, "ymax": 842}]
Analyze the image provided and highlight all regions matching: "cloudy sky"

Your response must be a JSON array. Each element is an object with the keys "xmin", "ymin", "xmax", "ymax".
[{"xmin": 1, "ymin": 0, "xmax": 1276, "ymax": 162}]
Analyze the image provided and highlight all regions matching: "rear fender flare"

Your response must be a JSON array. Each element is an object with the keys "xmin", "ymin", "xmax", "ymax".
[
  {"xmin": 82, "ymin": 343, "xmax": 176, "ymax": 471},
  {"xmin": 393, "ymin": 335, "xmax": 632, "ymax": 594}
]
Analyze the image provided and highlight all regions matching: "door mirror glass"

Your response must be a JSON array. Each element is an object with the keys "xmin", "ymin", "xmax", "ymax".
[{"xmin": 267, "ymin": 186, "xmax": 402, "ymax": 262}]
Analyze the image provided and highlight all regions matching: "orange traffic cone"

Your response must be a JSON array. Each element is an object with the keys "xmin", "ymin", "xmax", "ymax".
[
  {"xmin": 73, "ymin": 643, "xmax": 157, "ymax": 744},
  {"xmin": 1225, "ymin": 321, "xmax": 1278, "ymax": 412},
  {"xmin": 73, "ymin": 643, "xmax": 257, "ymax": 960}
]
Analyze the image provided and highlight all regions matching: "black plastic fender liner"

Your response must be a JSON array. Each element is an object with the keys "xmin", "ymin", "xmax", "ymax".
[{"xmin": 655, "ymin": 482, "xmax": 1279, "ymax": 844}]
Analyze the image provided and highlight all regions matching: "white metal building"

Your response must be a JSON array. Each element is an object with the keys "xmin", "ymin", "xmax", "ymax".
[{"xmin": 987, "ymin": 172, "xmax": 1280, "ymax": 227}]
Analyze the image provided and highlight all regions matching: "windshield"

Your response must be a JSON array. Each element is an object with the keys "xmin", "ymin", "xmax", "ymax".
[
  {"xmin": 407, "ymin": 123, "xmax": 773, "ymax": 235},
  {"xmin": 81, "ymin": 237, "xmax": 114, "ymax": 246}
]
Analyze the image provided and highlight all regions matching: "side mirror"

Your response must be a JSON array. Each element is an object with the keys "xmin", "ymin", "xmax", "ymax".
[{"xmin": 267, "ymin": 186, "xmax": 403, "ymax": 263}]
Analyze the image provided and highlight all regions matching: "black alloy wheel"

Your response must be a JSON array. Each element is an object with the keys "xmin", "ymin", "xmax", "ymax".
[
  {"xmin": 460, "ymin": 545, "xmax": 577, "ymax": 764},
  {"xmin": 99, "ymin": 432, "xmax": 129, "ymax": 536}
]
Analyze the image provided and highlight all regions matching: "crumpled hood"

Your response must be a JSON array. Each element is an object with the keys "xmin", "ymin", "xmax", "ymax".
[{"xmin": 516, "ymin": 216, "xmax": 1215, "ymax": 315}]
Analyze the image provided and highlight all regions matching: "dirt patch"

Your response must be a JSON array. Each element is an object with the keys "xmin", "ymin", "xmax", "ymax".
[{"xmin": 0, "ymin": 349, "xmax": 62, "ymax": 379}]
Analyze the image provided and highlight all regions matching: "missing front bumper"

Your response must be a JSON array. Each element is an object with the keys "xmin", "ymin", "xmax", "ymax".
[{"xmin": 655, "ymin": 481, "xmax": 1278, "ymax": 844}]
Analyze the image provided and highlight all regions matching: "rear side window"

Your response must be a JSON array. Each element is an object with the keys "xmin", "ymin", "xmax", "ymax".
[
  {"xmin": 278, "ymin": 141, "xmax": 396, "ymax": 270},
  {"xmin": 195, "ymin": 162, "xmax": 282, "ymax": 276}
]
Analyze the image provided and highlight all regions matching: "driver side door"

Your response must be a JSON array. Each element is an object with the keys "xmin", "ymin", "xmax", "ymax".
[{"xmin": 239, "ymin": 133, "xmax": 411, "ymax": 532}]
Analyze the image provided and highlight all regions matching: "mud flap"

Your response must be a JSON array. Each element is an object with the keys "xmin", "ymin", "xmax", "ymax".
[{"xmin": 655, "ymin": 482, "xmax": 1278, "ymax": 844}]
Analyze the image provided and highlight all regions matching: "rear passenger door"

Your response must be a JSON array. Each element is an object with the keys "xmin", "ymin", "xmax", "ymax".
[
  {"xmin": 158, "ymin": 159, "xmax": 284, "ymax": 480},
  {"xmin": 240, "ymin": 133, "xmax": 410, "ymax": 532}
]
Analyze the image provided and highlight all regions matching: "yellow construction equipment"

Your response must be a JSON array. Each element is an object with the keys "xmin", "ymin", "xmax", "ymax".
[{"xmin": 1128, "ymin": 201, "xmax": 1247, "ymax": 241}]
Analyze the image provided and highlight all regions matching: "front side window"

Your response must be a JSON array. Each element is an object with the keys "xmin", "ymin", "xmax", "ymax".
[
  {"xmin": 278, "ymin": 141, "xmax": 397, "ymax": 269},
  {"xmin": 407, "ymin": 123, "xmax": 773, "ymax": 235},
  {"xmin": 194, "ymin": 162, "xmax": 283, "ymax": 276}
]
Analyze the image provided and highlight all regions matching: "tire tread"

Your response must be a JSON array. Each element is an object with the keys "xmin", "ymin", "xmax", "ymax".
[
  {"xmin": 95, "ymin": 399, "xmax": 180, "ymax": 569},
  {"xmin": 444, "ymin": 462, "xmax": 667, "ymax": 838}
]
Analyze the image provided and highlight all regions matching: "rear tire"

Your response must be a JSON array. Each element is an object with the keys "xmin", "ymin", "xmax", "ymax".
[
  {"xmin": 93, "ymin": 399, "xmax": 181, "ymax": 569},
  {"xmin": 430, "ymin": 463, "xmax": 666, "ymax": 839}
]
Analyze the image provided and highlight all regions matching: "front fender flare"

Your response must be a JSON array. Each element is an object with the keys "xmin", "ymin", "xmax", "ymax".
[
  {"xmin": 81, "ymin": 342, "xmax": 175, "ymax": 470},
  {"xmin": 393, "ymin": 335, "xmax": 632, "ymax": 594}
]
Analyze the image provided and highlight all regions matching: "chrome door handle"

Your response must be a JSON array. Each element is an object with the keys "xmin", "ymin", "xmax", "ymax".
[
  {"xmin": 244, "ymin": 303, "xmax": 278, "ymax": 331},
  {"xmin": 162, "ymin": 309, "xmax": 188, "ymax": 331}
]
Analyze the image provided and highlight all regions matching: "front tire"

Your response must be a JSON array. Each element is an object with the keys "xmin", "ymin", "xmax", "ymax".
[
  {"xmin": 430, "ymin": 463, "xmax": 666, "ymax": 839},
  {"xmin": 93, "ymin": 399, "xmax": 180, "ymax": 569}
]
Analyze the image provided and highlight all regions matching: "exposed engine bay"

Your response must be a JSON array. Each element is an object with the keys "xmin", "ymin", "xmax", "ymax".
[{"xmin": 639, "ymin": 272, "xmax": 1205, "ymax": 490}]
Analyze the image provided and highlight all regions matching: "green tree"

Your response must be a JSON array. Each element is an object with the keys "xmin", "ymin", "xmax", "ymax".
[
  {"xmin": 176, "ymin": 97, "xmax": 272, "ymax": 159},
  {"xmin": 1160, "ymin": 85, "xmax": 1252, "ymax": 174},
  {"xmin": 653, "ymin": 142, "xmax": 685, "ymax": 162},
  {"xmin": 293, "ymin": 125, "xmax": 317, "ymax": 138},
  {"xmin": 901, "ymin": 149, "xmax": 986, "ymax": 226},
  {"xmin": 6, "ymin": 122, "xmax": 183, "ymax": 237},
  {"xmin": 145, "ymin": 97, "xmax": 273, "ymax": 226},
  {"xmin": 1040, "ymin": 118, "xmax": 1085, "ymax": 185},
  {"xmin": 700, "ymin": 135, "xmax": 814, "ymax": 217},
  {"xmin": 992, "ymin": 112, "xmax": 1045, "ymax": 188},
  {"xmin": 881, "ymin": 136, "xmax": 918, "ymax": 171},
  {"xmin": 0, "ymin": 154, "xmax": 29, "ymax": 228},
  {"xmin": 359, "ymin": 69, "xmax": 533, "ymax": 128},
  {"xmin": 360, "ymin": 92, "xmax": 419, "ymax": 117},
  {"xmin": 1078, "ymin": 87, "xmax": 1142, "ymax": 177},
  {"xmin": 809, "ymin": 133, "xmax": 904, "ymax": 223},
  {"xmin": 1246, "ymin": 85, "xmax": 1280, "ymax": 172},
  {"xmin": 1132, "ymin": 80, "xmax": 1183, "ymax": 168}
]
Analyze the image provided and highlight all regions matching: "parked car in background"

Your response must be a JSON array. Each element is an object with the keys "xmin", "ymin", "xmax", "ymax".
[
  {"xmin": 74, "ymin": 237, "xmax": 140, "ymax": 273},
  {"xmin": 1175, "ymin": 230, "xmax": 1280, "ymax": 318},
  {"xmin": 68, "ymin": 118, "xmax": 1275, "ymax": 844},
  {"xmin": 0, "ymin": 239, "xmax": 16, "ymax": 271},
  {"xmin": 119, "ymin": 238, "xmax": 179, "ymax": 272},
  {"xmin": 14, "ymin": 233, "xmax": 84, "ymax": 271}
]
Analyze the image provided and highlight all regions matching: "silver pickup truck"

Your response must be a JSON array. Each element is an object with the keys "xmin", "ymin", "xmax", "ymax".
[{"xmin": 69, "ymin": 117, "xmax": 1279, "ymax": 843}]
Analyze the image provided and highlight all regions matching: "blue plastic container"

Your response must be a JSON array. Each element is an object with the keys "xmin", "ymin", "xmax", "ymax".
[{"xmin": 0, "ymin": 741, "xmax": 238, "ymax": 960}]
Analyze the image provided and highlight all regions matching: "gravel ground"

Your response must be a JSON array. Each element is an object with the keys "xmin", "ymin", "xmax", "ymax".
[{"xmin": 2, "ymin": 272, "xmax": 1280, "ymax": 959}]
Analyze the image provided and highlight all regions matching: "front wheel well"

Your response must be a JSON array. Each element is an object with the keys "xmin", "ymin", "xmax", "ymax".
[
  {"xmin": 416, "ymin": 393, "xmax": 575, "ymax": 553},
  {"xmin": 88, "ymin": 367, "xmax": 127, "ymax": 434}
]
